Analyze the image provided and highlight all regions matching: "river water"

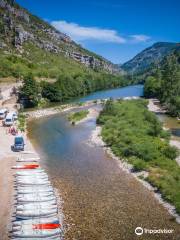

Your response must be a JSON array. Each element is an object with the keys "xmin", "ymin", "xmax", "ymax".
[{"xmin": 29, "ymin": 85, "xmax": 180, "ymax": 240}]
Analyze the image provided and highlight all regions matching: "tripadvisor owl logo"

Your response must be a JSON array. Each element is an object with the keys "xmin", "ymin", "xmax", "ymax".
[{"xmin": 135, "ymin": 227, "xmax": 143, "ymax": 236}]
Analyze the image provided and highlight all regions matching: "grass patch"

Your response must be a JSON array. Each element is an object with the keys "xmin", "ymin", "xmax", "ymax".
[
  {"xmin": 17, "ymin": 113, "xmax": 26, "ymax": 132},
  {"xmin": 68, "ymin": 110, "xmax": 89, "ymax": 123},
  {"xmin": 98, "ymin": 99, "xmax": 180, "ymax": 214}
]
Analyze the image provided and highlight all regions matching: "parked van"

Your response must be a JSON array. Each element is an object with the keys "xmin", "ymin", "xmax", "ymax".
[
  {"xmin": 4, "ymin": 112, "xmax": 14, "ymax": 126},
  {"xmin": 0, "ymin": 108, "xmax": 8, "ymax": 120},
  {"xmin": 13, "ymin": 136, "xmax": 25, "ymax": 151}
]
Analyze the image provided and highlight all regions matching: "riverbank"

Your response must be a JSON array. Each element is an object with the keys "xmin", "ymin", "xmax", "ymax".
[
  {"xmin": 90, "ymin": 99, "xmax": 180, "ymax": 224},
  {"xmin": 148, "ymin": 98, "xmax": 180, "ymax": 166}
]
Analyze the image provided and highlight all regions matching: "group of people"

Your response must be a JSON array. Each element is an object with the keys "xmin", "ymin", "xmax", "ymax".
[{"xmin": 8, "ymin": 126, "xmax": 18, "ymax": 136}]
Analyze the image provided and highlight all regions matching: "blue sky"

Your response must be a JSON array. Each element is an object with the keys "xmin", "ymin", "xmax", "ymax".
[{"xmin": 16, "ymin": 0, "xmax": 180, "ymax": 63}]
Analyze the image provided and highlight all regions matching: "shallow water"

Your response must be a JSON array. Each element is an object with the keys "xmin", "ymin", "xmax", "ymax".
[
  {"xmin": 29, "ymin": 85, "xmax": 180, "ymax": 239},
  {"xmin": 157, "ymin": 113, "xmax": 180, "ymax": 140}
]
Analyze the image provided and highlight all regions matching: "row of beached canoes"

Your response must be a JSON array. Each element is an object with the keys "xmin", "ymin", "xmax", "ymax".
[{"xmin": 10, "ymin": 152, "xmax": 63, "ymax": 239}]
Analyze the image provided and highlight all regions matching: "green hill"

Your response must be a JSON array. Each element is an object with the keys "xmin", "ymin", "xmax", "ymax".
[{"xmin": 0, "ymin": 0, "xmax": 122, "ymax": 79}]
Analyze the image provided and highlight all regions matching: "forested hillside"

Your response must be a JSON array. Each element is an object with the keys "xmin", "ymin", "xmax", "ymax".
[
  {"xmin": 122, "ymin": 42, "xmax": 179, "ymax": 74},
  {"xmin": 144, "ymin": 49, "xmax": 180, "ymax": 116}
]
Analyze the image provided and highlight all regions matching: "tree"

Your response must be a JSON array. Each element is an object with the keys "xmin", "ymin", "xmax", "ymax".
[
  {"xmin": 42, "ymin": 82, "xmax": 62, "ymax": 102},
  {"xmin": 20, "ymin": 74, "xmax": 40, "ymax": 107},
  {"xmin": 144, "ymin": 76, "xmax": 160, "ymax": 98}
]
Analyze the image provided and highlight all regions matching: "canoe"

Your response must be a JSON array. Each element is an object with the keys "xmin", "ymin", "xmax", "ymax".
[
  {"xmin": 17, "ymin": 157, "xmax": 40, "ymax": 162},
  {"xmin": 16, "ymin": 193, "xmax": 54, "ymax": 199},
  {"xmin": 17, "ymin": 185, "xmax": 53, "ymax": 190},
  {"xmin": 16, "ymin": 208, "xmax": 57, "ymax": 217},
  {"xmin": 16, "ymin": 212, "xmax": 58, "ymax": 220},
  {"xmin": 16, "ymin": 199, "xmax": 57, "ymax": 207},
  {"xmin": 12, "ymin": 164, "xmax": 40, "ymax": 169},
  {"xmin": 16, "ymin": 180, "xmax": 51, "ymax": 185},
  {"xmin": 12, "ymin": 217, "xmax": 59, "ymax": 226},
  {"xmin": 13, "ymin": 223, "xmax": 61, "ymax": 231},
  {"xmin": 16, "ymin": 169, "xmax": 45, "ymax": 174},
  {"xmin": 16, "ymin": 172, "xmax": 48, "ymax": 177},
  {"xmin": 17, "ymin": 195, "xmax": 56, "ymax": 203},
  {"xmin": 16, "ymin": 202, "xmax": 57, "ymax": 211},
  {"xmin": 17, "ymin": 188, "xmax": 54, "ymax": 194},
  {"xmin": 12, "ymin": 228, "xmax": 61, "ymax": 238},
  {"xmin": 12, "ymin": 236, "xmax": 61, "ymax": 240},
  {"xmin": 16, "ymin": 176, "xmax": 49, "ymax": 181}
]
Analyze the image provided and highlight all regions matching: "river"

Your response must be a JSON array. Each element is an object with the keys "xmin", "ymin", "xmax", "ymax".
[{"xmin": 29, "ymin": 85, "xmax": 180, "ymax": 240}]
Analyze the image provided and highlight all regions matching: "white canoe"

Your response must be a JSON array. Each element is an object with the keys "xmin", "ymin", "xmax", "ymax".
[
  {"xmin": 17, "ymin": 185, "xmax": 53, "ymax": 190},
  {"xmin": 16, "ymin": 193, "xmax": 54, "ymax": 199},
  {"xmin": 12, "ymin": 228, "xmax": 61, "ymax": 238},
  {"xmin": 12, "ymin": 236, "xmax": 61, "ymax": 240},
  {"xmin": 16, "ymin": 176, "xmax": 49, "ymax": 181},
  {"xmin": 17, "ymin": 188, "xmax": 54, "ymax": 194},
  {"xmin": 16, "ymin": 169, "xmax": 45, "ymax": 174},
  {"xmin": 17, "ymin": 195, "xmax": 56, "ymax": 203},
  {"xmin": 16, "ymin": 172, "xmax": 48, "ymax": 177},
  {"xmin": 12, "ymin": 217, "xmax": 59, "ymax": 226},
  {"xmin": 16, "ymin": 208, "xmax": 57, "ymax": 217},
  {"xmin": 16, "ymin": 212, "xmax": 58, "ymax": 220},
  {"xmin": 16, "ymin": 202, "xmax": 57, "ymax": 211},
  {"xmin": 17, "ymin": 157, "xmax": 40, "ymax": 162},
  {"xmin": 16, "ymin": 180, "xmax": 51, "ymax": 185}
]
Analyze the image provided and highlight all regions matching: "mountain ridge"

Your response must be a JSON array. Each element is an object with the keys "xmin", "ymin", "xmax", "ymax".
[{"xmin": 122, "ymin": 42, "xmax": 180, "ymax": 73}]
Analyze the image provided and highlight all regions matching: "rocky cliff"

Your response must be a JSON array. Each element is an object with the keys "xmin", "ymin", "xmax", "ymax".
[{"xmin": 0, "ymin": 0, "xmax": 120, "ymax": 74}]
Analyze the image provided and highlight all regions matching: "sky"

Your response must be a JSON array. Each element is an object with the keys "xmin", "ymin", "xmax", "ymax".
[{"xmin": 16, "ymin": 0, "xmax": 180, "ymax": 64}]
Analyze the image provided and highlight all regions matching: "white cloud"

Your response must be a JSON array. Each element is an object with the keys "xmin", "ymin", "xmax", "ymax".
[
  {"xmin": 51, "ymin": 20, "xmax": 126, "ymax": 43},
  {"xmin": 130, "ymin": 34, "xmax": 151, "ymax": 42}
]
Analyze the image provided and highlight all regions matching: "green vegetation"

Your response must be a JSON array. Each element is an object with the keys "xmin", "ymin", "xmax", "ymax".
[
  {"xmin": 98, "ymin": 99, "xmax": 180, "ymax": 213},
  {"xmin": 19, "ymin": 67, "xmax": 127, "ymax": 108},
  {"xmin": 144, "ymin": 50, "xmax": 180, "ymax": 116},
  {"xmin": 68, "ymin": 110, "xmax": 89, "ymax": 123},
  {"xmin": 17, "ymin": 113, "xmax": 26, "ymax": 132}
]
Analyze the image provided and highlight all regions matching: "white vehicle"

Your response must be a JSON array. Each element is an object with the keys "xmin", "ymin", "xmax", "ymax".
[
  {"xmin": 4, "ymin": 112, "xmax": 15, "ymax": 126},
  {"xmin": 12, "ymin": 112, "xmax": 18, "ymax": 121},
  {"xmin": 0, "ymin": 108, "xmax": 8, "ymax": 120}
]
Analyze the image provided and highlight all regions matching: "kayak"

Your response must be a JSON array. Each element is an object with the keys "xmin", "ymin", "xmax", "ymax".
[
  {"xmin": 12, "ymin": 228, "xmax": 61, "ymax": 238},
  {"xmin": 17, "ymin": 157, "xmax": 40, "ymax": 162},
  {"xmin": 16, "ymin": 172, "xmax": 48, "ymax": 177},
  {"xmin": 16, "ymin": 212, "xmax": 58, "ymax": 220},
  {"xmin": 16, "ymin": 202, "xmax": 57, "ymax": 211},
  {"xmin": 16, "ymin": 180, "xmax": 51, "ymax": 185},
  {"xmin": 16, "ymin": 208, "xmax": 57, "ymax": 217},
  {"xmin": 13, "ymin": 223, "xmax": 61, "ymax": 231},
  {"xmin": 17, "ymin": 188, "xmax": 54, "ymax": 194},
  {"xmin": 12, "ymin": 236, "xmax": 61, "ymax": 240},
  {"xmin": 16, "ymin": 169, "xmax": 45, "ymax": 174},
  {"xmin": 16, "ymin": 192, "xmax": 54, "ymax": 199},
  {"xmin": 12, "ymin": 164, "xmax": 40, "ymax": 169},
  {"xmin": 17, "ymin": 195, "xmax": 56, "ymax": 203},
  {"xmin": 16, "ymin": 176, "xmax": 49, "ymax": 181},
  {"xmin": 13, "ymin": 166, "xmax": 39, "ymax": 170},
  {"xmin": 16, "ymin": 185, "xmax": 53, "ymax": 190},
  {"xmin": 12, "ymin": 217, "xmax": 59, "ymax": 226}
]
